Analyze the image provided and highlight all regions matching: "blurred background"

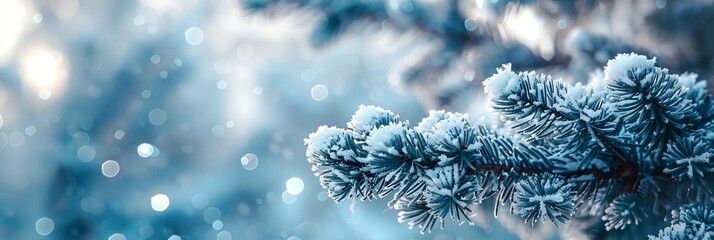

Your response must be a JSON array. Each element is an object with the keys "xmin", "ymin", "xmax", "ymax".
[{"xmin": 0, "ymin": 0, "xmax": 713, "ymax": 239}]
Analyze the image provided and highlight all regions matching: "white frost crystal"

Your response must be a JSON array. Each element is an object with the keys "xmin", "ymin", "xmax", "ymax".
[
  {"xmin": 347, "ymin": 105, "xmax": 399, "ymax": 136},
  {"xmin": 604, "ymin": 53, "xmax": 656, "ymax": 84},
  {"xmin": 483, "ymin": 64, "xmax": 521, "ymax": 97}
]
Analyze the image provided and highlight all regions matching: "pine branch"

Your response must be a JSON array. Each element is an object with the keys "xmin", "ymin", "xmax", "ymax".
[
  {"xmin": 304, "ymin": 54, "xmax": 714, "ymax": 237},
  {"xmin": 603, "ymin": 54, "xmax": 701, "ymax": 163},
  {"xmin": 649, "ymin": 204, "xmax": 714, "ymax": 239},
  {"xmin": 483, "ymin": 64, "xmax": 629, "ymax": 168}
]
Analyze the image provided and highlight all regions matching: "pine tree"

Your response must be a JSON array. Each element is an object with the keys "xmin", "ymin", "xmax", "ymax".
[
  {"xmin": 244, "ymin": 0, "xmax": 714, "ymax": 110},
  {"xmin": 304, "ymin": 53, "xmax": 714, "ymax": 238}
]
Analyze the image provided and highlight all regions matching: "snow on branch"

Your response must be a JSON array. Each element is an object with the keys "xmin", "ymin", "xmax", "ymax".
[{"xmin": 304, "ymin": 54, "xmax": 714, "ymax": 238}]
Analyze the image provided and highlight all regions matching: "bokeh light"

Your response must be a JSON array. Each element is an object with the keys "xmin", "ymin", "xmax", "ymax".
[
  {"xmin": 35, "ymin": 217, "xmax": 54, "ymax": 236},
  {"xmin": 137, "ymin": 143, "xmax": 155, "ymax": 158},
  {"xmin": 2, "ymin": 0, "xmax": 709, "ymax": 239},
  {"xmin": 184, "ymin": 27, "xmax": 203, "ymax": 46},
  {"xmin": 101, "ymin": 160, "xmax": 120, "ymax": 177},
  {"xmin": 241, "ymin": 153, "xmax": 259, "ymax": 170},
  {"xmin": 20, "ymin": 46, "xmax": 68, "ymax": 100},
  {"xmin": 285, "ymin": 177, "xmax": 304, "ymax": 195},
  {"xmin": 150, "ymin": 194, "xmax": 170, "ymax": 212},
  {"xmin": 310, "ymin": 84, "xmax": 328, "ymax": 101}
]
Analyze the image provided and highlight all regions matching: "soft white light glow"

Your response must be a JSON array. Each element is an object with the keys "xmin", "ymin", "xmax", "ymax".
[
  {"xmin": 20, "ymin": 46, "xmax": 68, "ymax": 100},
  {"xmin": 500, "ymin": 6, "xmax": 554, "ymax": 59},
  {"xmin": 0, "ymin": 0, "xmax": 32, "ymax": 64},
  {"xmin": 137, "ymin": 143, "xmax": 154, "ymax": 158},
  {"xmin": 286, "ymin": 177, "xmax": 304, "ymax": 195},
  {"xmin": 151, "ymin": 194, "xmax": 170, "ymax": 212},
  {"xmin": 140, "ymin": 0, "xmax": 183, "ymax": 15}
]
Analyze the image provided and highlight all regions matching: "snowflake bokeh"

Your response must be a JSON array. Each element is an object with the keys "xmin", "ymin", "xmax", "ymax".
[{"xmin": 2, "ymin": 0, "xmax": 713, "ymax": 240}]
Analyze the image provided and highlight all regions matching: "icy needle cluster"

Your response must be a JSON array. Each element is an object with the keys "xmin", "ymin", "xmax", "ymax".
[{"xmin": 305, "ymin": 54, "xmax": 714, "ymax": 238}]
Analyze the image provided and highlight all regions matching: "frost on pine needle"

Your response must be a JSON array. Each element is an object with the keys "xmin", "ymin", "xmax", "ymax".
[
  {"xmin": 428, "ymin": 112, "xmax": 481, "ymax": 169},
  {"xmin": 648, "ymin": 223, "xmax": 687, "ymax": 240},
  {"xmin": 348, "ymin": 105, "xmax": 400, "ymax": 137},
  {"xmin": 305, "ymin": 126, "xmax": 360, "ymax": 163},
  {"xmin": 424, "ymin": 164, "xmax": 477, "ymax": 226},
  {"xmin": 362, "ymin": 122, "xmax": 434, "ymax": 202},
  {"xmin": 483, "ymin": 64, "xmax": 520, "ymax": 98},
  {"xmin": 603, "ymin": 53, "xmax": 701, "ymax": 161},
  {"xmin": 649, "ymin": 205, "xmax": 714, "ymax": 239},
  {"xmin": 603, "ymin": 53, "xmax": 656, "ymax": 85},
  {"xmin": 602, "ymin": 193, "xmax": 647, "ymax": 231},
  {"xmin": 304, "ymin": 126, "xmax": 373, "ymax": 202},
  {"xmin": 674, "ymin": 204, "xmax": 714, "ymax": 233},
  {"xmin": 512, "ymin": 174, "xmax": 574, "ymax": 227},
  {"xmin": 663, "ymin": 137, "xmax": 714, "ymax": 187},
  {"xmin": 415, "ymin": 110, "xmax": 447, "ymax": 134},
  {"xmin": 563, "ymin": 82, "xmax": 587, "ymax": 107},
  {"xmin": 304, "ymin": 54, "xmax": 714, "ymax": 238}
]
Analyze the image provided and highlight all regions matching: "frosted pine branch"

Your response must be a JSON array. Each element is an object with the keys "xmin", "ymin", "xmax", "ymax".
[{"xmin": 304, "ymin": 54, "xmax": 714, "ymax": 238}]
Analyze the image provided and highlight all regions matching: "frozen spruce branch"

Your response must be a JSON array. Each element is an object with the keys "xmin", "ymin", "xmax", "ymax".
[
  {"xmin": 304, "ymin": 54, "xmax": 714, "ymax": 238},
  {"xmin": 649, "ymin": 204, "xmax": 714, "ymax": 240}
]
